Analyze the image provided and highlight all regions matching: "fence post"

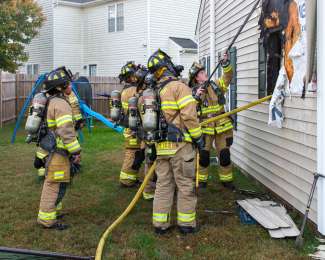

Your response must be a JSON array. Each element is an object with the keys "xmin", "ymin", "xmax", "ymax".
[
  {"xmin": 15, "ymin": 73, "xmax": 19, "ymax": 121},
  {"xmin": 0, "ymin": 70, "xmax": 2, "ymax": 128}
]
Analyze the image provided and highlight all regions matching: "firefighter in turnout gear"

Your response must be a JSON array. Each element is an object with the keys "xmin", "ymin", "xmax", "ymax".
[
  {"xmin": 118, "ymin": 62, "xmax": 144, "ymax": 187},
  {"xmin": 34, "ymin": 83, "xmax": 84, "ymax": 181},
  {"xmin": 189, "ymin": 53, "xmax": 234, "ymax": 189},
  {"xmin": 36, "ymin": 67, "xmax": 81, "ymax": 230},
  {"xmin": 147, "ymin": 49, "xmax": 204, "ymax": 234}
]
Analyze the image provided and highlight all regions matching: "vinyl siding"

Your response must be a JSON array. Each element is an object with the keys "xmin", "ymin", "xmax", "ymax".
[
  {"xmin": 197, "ymin": 0, "xmax": 318, "ymax": 222},
  {"xmin": 24, "ymin": 0, "xmax": 54, "ymax": 73},
  {"xmin": 167, "ymin": 39, "xmax": 198, "ymax": 77},
  {"xmin": 149, "ymin": 0, "xmax": 200, "ymax": 55},
  {"xmin": 83, "ymin": 0, "xmax": 147, "ymax": 76},
  {"xmin": 198, "ymin": 0, "xmax": 210, "ymax": 57},
  {"xmin": 53, "ymin": 5, "xmax": 84, "ymax": 74}
]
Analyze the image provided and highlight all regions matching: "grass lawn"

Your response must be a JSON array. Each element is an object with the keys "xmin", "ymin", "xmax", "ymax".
[{"xmin": 0, "ymin": 123, "xmax": 318, "ymax": 259}]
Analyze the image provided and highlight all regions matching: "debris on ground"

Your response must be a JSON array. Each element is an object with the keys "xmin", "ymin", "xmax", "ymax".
[
  {"xmin": 310, "ymin": 245, "xmax": 325, "ymax": 259},
  {"xmin": 237, "ymin": 198, "xmax": 300, "ymax": 238}
]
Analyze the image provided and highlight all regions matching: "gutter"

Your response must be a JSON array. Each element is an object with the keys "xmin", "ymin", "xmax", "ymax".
[
  {"xmin": 317, "ymin": 0, "xmax": 325, "ymax": 235},
  {"xmin": 57, "ymin": 0, "xmax": 114, "ymax": 8}
]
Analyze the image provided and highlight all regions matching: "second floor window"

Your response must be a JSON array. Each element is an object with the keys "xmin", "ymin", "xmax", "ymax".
[{"xmin": 108, "ymin": 3, "xmax": 124, "ymax": 33}]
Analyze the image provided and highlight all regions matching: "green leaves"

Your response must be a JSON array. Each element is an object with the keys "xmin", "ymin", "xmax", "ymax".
[{"xmin": 0, "ymin": 0, "xmax": 44, "ymax": 72}]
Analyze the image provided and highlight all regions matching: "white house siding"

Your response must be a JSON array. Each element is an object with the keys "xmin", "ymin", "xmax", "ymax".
[
  {"xmin": 179, "ymin": 52, "xmax": 198, "ymax": 78},
  {"xmin": 167, "ymin": 40, "xmax": 181, "ymax": 65},
  {"xmin": 198, "ymin": 0, "xmax": 318, "ymax": 222},
  {"xmin": 197, "ymin": 0, "xmax": 210, "ymax": 58},
  {"xmin": 53, "ymin": 5, "xmax": 84, "ymax": 74},
  {"xmin": 149, "ymin": 0, "xmax": 200, "ymax": 56},
  {"xmin": 24, "ymin": 0, "xmax": 54, "ymax": 73},
  {"xmin": 83, "ymin": 0, "xmax": 147, "ymax": 76},
  {"xmin": 167, "ymin": 39, "xmax": 197, "ymax": 78}
]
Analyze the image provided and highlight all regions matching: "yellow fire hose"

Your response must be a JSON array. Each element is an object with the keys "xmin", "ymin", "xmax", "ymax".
[
  {"xmin": 95, "ymin": 95, "xmax": 272, "ymax": 259},
  {"xmin": 200, "ymin": 95, "xmax": 272, "ymax": 127},
  {"xmin": 95, "ymin": 161, "xmax": 157, "ymax": 260}
]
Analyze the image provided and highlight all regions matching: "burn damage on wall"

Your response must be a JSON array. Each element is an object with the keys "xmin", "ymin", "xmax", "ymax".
[{"xmin": 258, "ymin": 0, "xmax": 300, "ymax": 95}]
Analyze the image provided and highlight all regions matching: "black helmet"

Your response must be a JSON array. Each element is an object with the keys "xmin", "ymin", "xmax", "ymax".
[
  {"xmin": 134, "ymin": 65, "xmax": 148, "ymax": 87},
  {"xmin": 148, "ymin": 49, "xmax": 171, "ymax": 74},
  {"xmin": 44, "ymin": 66, "xmax": 73, "ymax": 92},
  {"xmin": 120, "ymin": 61, "xmax": 137, "ymax": 82},
  {"xmin": 188, "ymin": 62, "xmax": 205, "ymax": 87},
  {"xmin": 148, "ymin": 49, "xmax": 184, "ymax": 78}
]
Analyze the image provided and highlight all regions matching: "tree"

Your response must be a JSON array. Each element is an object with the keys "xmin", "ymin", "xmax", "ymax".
[{"xmin": 0, "ymin": 0, "xmax": 44, "ymax": 73}]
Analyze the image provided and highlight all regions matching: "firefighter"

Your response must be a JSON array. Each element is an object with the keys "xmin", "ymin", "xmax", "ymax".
[
  {"xmin": 36, "ymin": 67, "xmax": 81, "ymax": 230},
  {"xmin": 133, "ymin": 66, "xmax": 157, "ymax": 200},
  {"xmin": 118, "ymin": 62, "xmax": 145, "ymax": 187},
  {"xmin": 189, "ymin": 53, "xmax": 234, "ymax": 189},
  {"xmin": 34, "ymin": 83, "xmax": 84, "ymax": 181},
  {"xmin": 147, "ymin": 50, "xmax": 204, "ymax": 234}
]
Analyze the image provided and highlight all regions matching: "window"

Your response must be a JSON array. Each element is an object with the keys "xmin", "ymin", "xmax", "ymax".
[
  {"xmin": 258, "ymin": 32, "xmax": 282, "ymax": 98},
  {"xmin": 26, "ymin": 64, "xmax": 40, "ymax": 75},
  {"xmin": 117, "ymin": 3, "xmax": 124, "ymax": 31},
  {"xmin": 27, "ymin": 64, "xmax": 33, "ymax": 75},
  {"xmin": 89, "ymin": 64, "xmax": 97, "ymax": 76},
  {"xmin": 108, "ymin": 3, "xmax": 124, "ymax": 33},
  {"xmin": 33, "ymin": 64, "xmax": 39, "ymax": 75},
  {"xmin": 108, "ymin": 5, "xmax": 116, "ymax": 32},
  {"xmin": 200, "ymin": 56, "xmax": 210, "ymax": 76}
]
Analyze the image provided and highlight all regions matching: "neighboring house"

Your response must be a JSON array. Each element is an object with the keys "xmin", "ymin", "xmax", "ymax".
[
  {"xmin": 22, "ymin": 0, "xmax": 200, "ymax": 77},
  {"xmin": 196, "ymin": 0, "xmax": 322, "ymax": 230}
]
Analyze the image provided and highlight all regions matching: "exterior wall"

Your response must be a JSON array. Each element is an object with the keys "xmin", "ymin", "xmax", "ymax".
[
  {"xmin": 83, "ymin": 0, "xmax": 147, "ymax": 76},
  {"xmin": 179, "ymin": 52, "xmax": 198, "ymax": 78},
  {"xmin": 198, "ymin": 0, "xmax": 318, "ymax": 222},
  {"xmin": 24, "ymin": 0, "xmax": 54, "ymax": 74},
  {"xmin": 53, "ymin": 5, "xmax": 84, "ymax": 74},
  {"xmin": 167, "ymin": 40, "xmax": 198, "ymax": 78},
  {"xmin": 197, "ymin": 0, "xmax": 210, "ymax": 58},
  {"xmin": 149, "ymin": 0, "xmax": 200, "ymax": 55},
  {"xmin": 23, "ymin": 0, "xmax": 200, "ymax": 76}
]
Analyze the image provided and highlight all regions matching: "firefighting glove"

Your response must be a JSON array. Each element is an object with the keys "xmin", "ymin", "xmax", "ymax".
[
  {"xmin": 147, "ymin": 144, "xmax": 157, "ymax": 162},
  {"xmin": 34, "ymin": 157, "xmax": 45, "ymax": 169},
  {"xmin": 132, "ymin": 149, "xmax": 145, "ymax": 171},
  {"xmin": 220, "ymin": 52, "xmax": 230, "ymax": 67},
  {"xmin": 75, "ymin": 119, "xmax": 85, "ymax": 130},
  {"xmin": 199, "ymin": 150, "xmax": 210, "ymax": 168}
]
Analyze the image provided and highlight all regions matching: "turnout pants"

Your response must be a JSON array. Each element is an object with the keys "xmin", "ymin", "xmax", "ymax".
[
  {"xmin": 199, "ymin": 129, "xmax": 233, "ymax": 184},
  {"xmin": 37, "ymin": 152, "xmax": 70, "ymax": 227},
  {"xmin": 153, "ymin": 143, "xmax": 197, "ymax": 228},
  {"xmin": 119, "ymin": 132, "xmax": 142, "ymax": 186},
  {"xmin": 37, "ymin": 179, "xmax": 67, "ymax": 227},
  {"xmin": 120, "ymin": 148, "xmax": 141, "ymax": 186},
  {"xmin": 143, "ymin": 161, "xmax": 156, "ymax": 200}
]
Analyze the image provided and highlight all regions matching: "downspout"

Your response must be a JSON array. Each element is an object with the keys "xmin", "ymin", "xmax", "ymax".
[
  {"xmin": 147, "ymin": 0, "xmax": 151, "ymax": 59},
  {"xmin": 317, "ymin": 0, "xmax": 325, "ymax": 234},
  {"xmin": 209, "ymin": 0, "xmax": 216, "ymax": 79}
]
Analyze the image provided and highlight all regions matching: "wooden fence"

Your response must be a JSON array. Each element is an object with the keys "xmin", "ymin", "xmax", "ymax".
[{"xmin": 0, "ymin": 72, "xmax": 123, "ymax": 127}]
